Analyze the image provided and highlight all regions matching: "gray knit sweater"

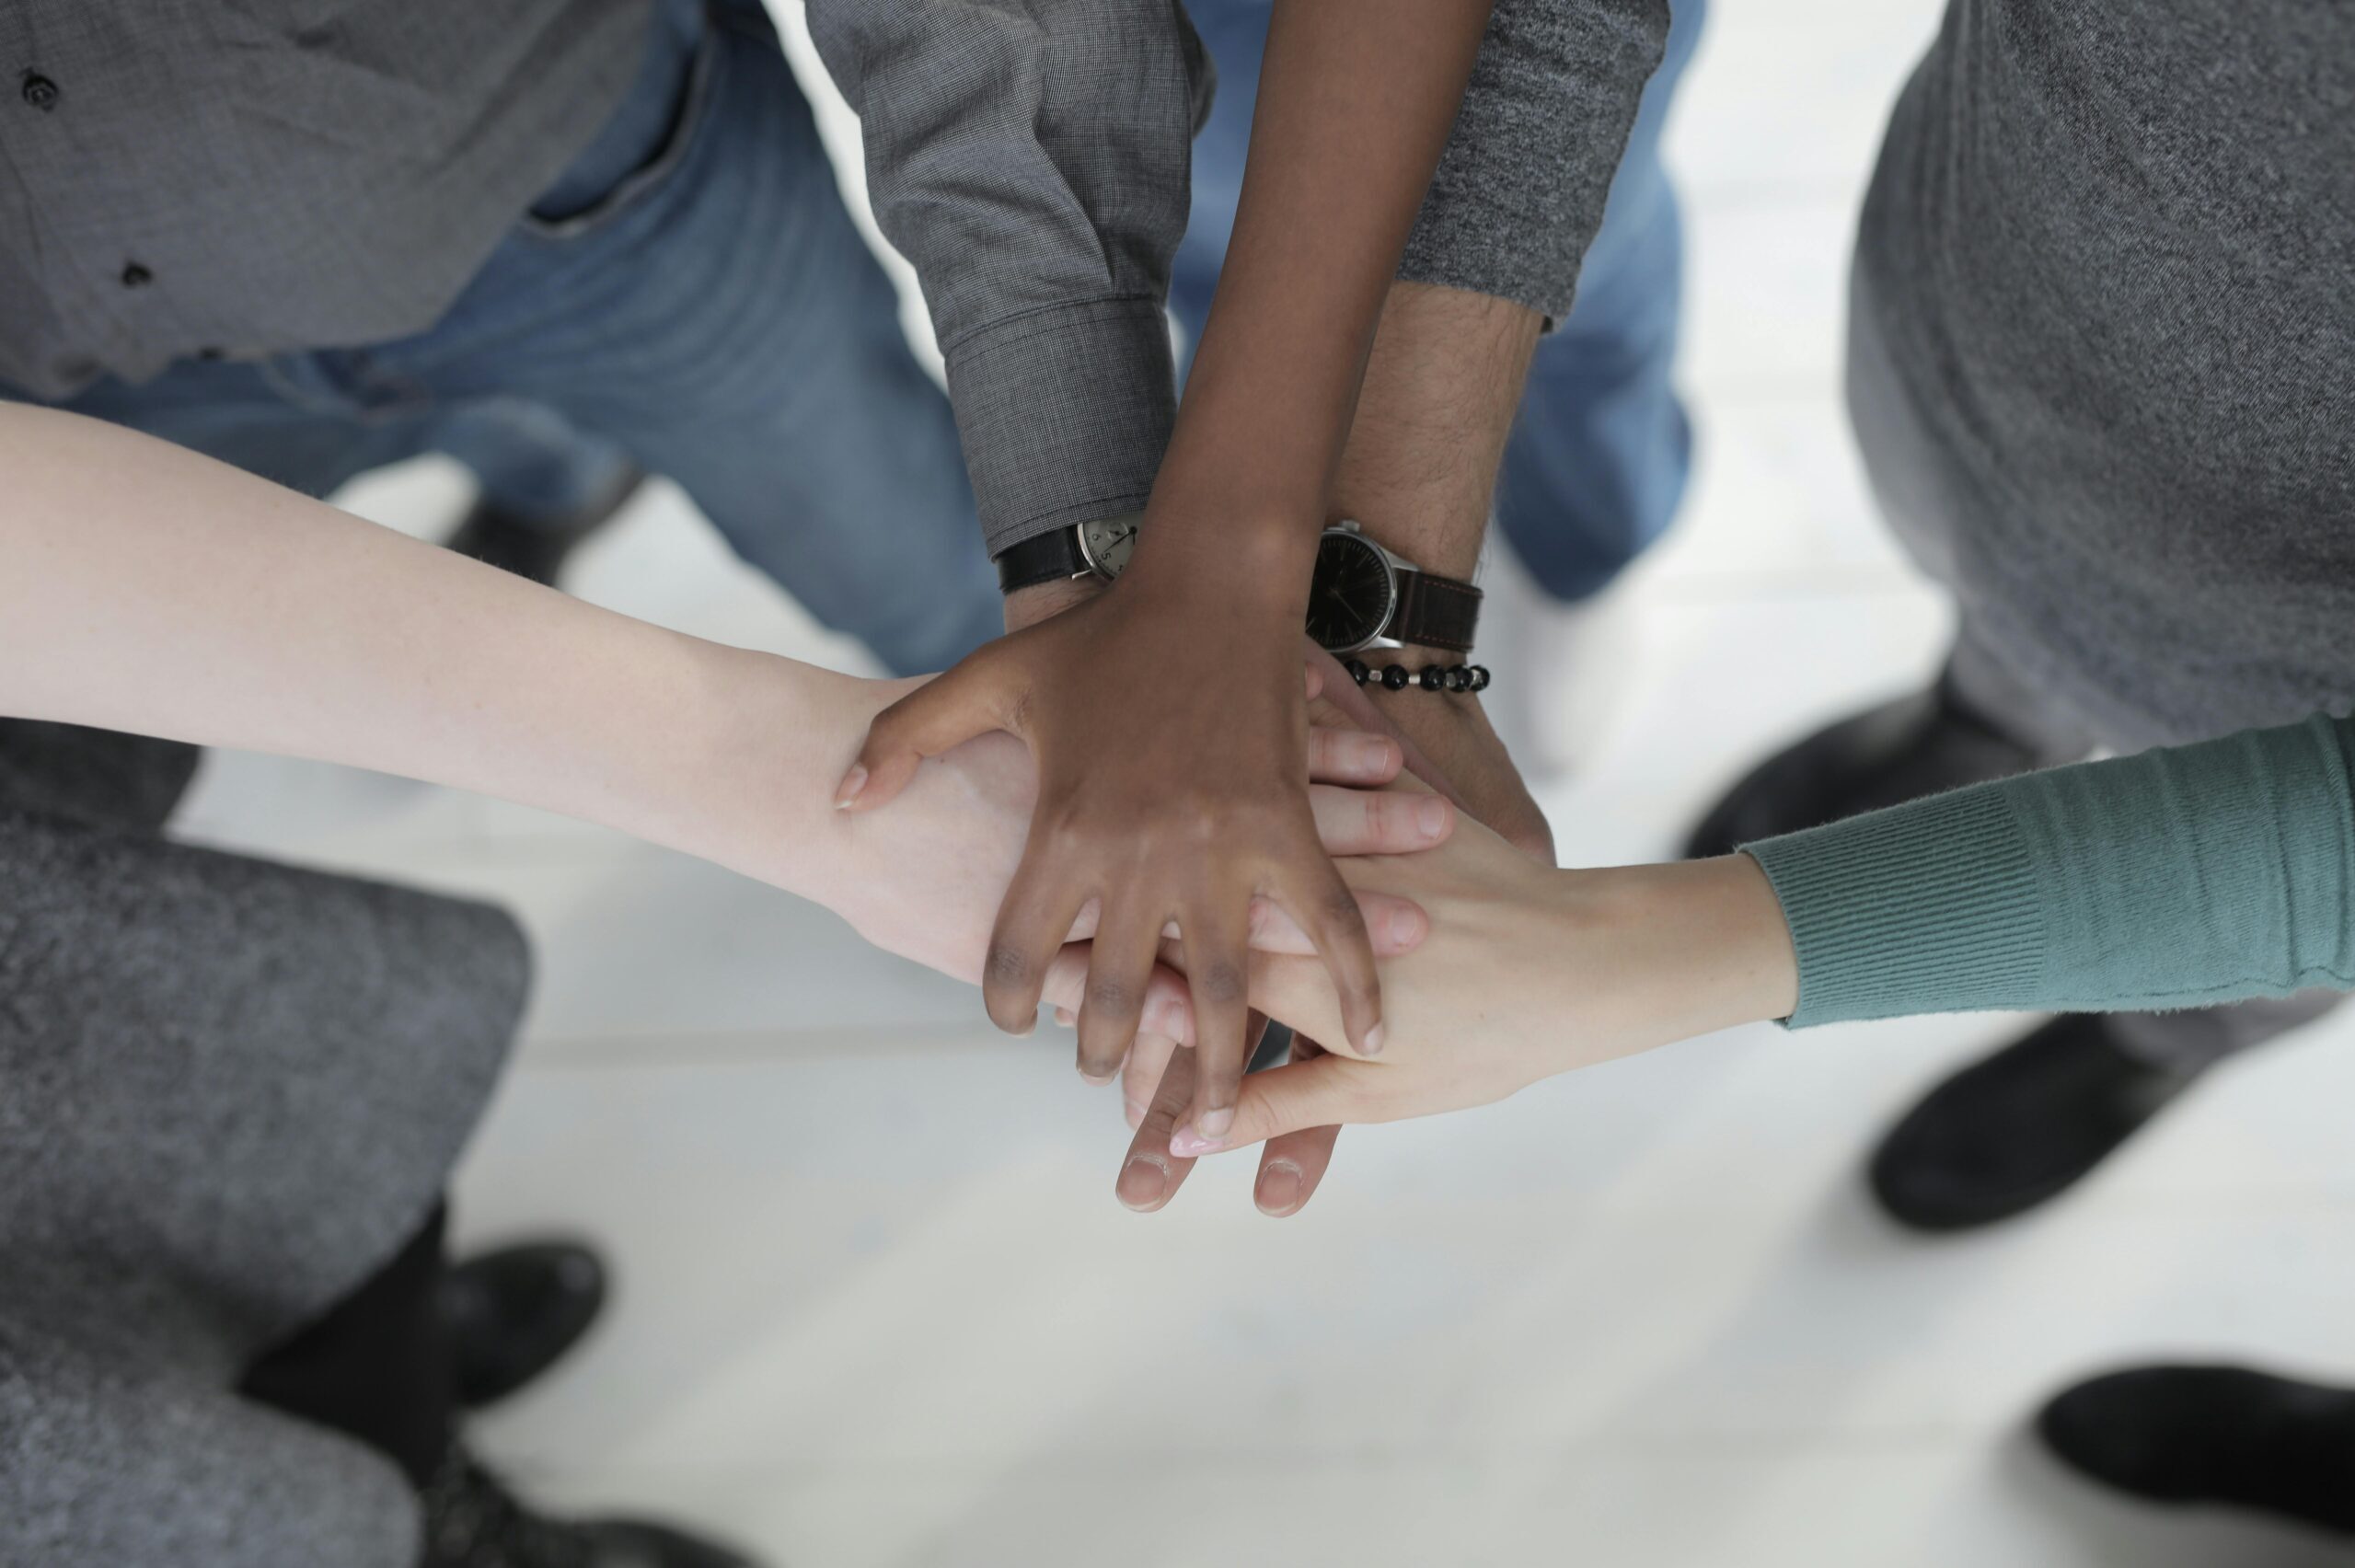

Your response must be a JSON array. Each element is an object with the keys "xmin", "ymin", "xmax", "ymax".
[{"xmin": 1855, "ymin": 0, "xmax": 2355, "ymax": 749}]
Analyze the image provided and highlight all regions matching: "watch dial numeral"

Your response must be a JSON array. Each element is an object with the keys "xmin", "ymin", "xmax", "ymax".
[{"xmin": 1083, "ymin": 519, "xmax": 1138, "ymax": 578}]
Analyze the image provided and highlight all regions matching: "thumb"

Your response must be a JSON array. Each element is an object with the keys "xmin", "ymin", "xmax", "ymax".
[
  {"xmin": 834, "ymin": 659, "xmax": 1015, "ymax": 813},
  {"xmin": 1172, "ymin": 1052, "xmax": 1370, "ymax": 1154}
]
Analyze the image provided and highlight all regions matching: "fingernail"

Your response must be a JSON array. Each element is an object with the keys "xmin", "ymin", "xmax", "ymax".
[
  {"xmin": 1116, "ymin": 1153, "xmax": 1170, "ymax": 1210},
  {"xmin": 1079, "ymin": 1065, "xmax": 1116, "ymax": 1086},
  {"xmin": 1255, "ymin": 1159, "xmax": 1304, "ymax": 1216},
  {"xmin": 1345, "ymin": 732, "xmax": 1391, "ymax": 770},
  {"xmin": 1387, "ymin": 905, "xmax": 1425, "ymax": 947},
  {"xmin": 1125, "ymin": 1098, "xmax": 1148, "ymax": 1129},
  {"xmin": 832, "ymin": 765, "xmax": 868, "ymax": 810},
  {"xmin": 1169, "ymin": 1127, "xmax": 1218, "ymax": 1158},
  {"xmin": 1196, "ymin": 1106, "xmax": 1235, "ymax": 1140},
  {"xmin": 1145, "ymin": 997, "xmax": 1182, "ymax": 1038},
  {"xmin": 1417, "ymin": 796, "xmax": 1449, "ymax": 837},
  {"xmin": 1362, "ymin": 1022, "xmax": 1386, "ymax": 1057},
  {"xmin": 1054, "ymin": 1007, "xmax": 1075, "ymax": 1028}
]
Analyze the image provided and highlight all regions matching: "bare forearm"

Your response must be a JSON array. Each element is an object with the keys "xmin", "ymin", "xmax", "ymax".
[
  {"xmin": 1320, "ymin": 281, "xmax": 1551, "ymax": 857},
  {"xmin": 1139, "ymin": 0, "xmax": 1495, "ymax": 580},
  {"xmin": 1332, "ymin": 281, "xmax": 1541, "ymax": 578},
  {"xmin": 0, "ymin": 405, "xmax": 864, "ymax": 897}
]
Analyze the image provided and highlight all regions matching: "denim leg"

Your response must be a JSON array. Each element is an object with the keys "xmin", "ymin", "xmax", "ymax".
[
  {"xmin": 34, "ymin": 357, "xmax": 418, "ymax": 502},
  {"xmin": 1494, "ymin": 0, "xmax": 1706, "ymax": 604},
  {"xmin": 364, "ymin": 6, "xmax": 999, "ymax": 677},
  {"xmin": 1175, "ymin": 0, "xmax": 1704, "ymax": 604},
  {"xmin": 424, "ymin": 399, "xmax": 639, "ymax": 527},
  {"xmin": 24, "ymin": 301, "xmax": 627, "ymax": 531},
  {"xmin": 1167, "ymin": 0, "xmax": 1269, "ymax": 376}
]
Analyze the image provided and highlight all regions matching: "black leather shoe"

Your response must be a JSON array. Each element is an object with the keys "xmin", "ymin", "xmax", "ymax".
[
  {"xmin": 444, "ymin": 466, "xmax": 646, "ymax": 590},
  {"xmin": 441, "ymin": 1242, "xmax": 608, "ymax": 1409},
  {"xmin": 2038, "ymin": 1365, "xmax": 2355, "ymax": 1535},
  {"xmin": 1683, "ymin": 676, "xmax": 2047, "ymax": 860},
  {"xmin": 1868, "ymin": 1014, "xmax": 2199, "ymax": 1231},
  {"xmin": 421, "ymin": 1446, "xmax": 764, "ymax": 1568}
]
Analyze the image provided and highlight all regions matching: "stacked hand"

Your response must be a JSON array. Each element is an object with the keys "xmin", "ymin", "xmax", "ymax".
[
  {"xmin": 1071, "ymin": 808, "xmax": 1800, "ymax": 1208},
  {"xmin": 836, "ymin": 557, "xmax": 1386, "ymax": 1145},
  {"xmin": 812, "ymin": 667, "xmax": 1451, "ymax": 1000}
]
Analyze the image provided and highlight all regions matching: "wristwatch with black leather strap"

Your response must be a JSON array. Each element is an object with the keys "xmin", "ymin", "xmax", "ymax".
[
  {"xmin": 995, "ymin": 513, "xmax": 1142, "ymax": 594},
  {"xmin": 1300, "ymin": 520, "xmax": 1482, "ymax": 655},
  {"xmin": 993, "ymin": 514, "xmax": 1481, "ymax": 656}
]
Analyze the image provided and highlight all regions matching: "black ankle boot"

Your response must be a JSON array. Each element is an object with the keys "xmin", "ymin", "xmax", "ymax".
[
  {"xmin": 1683, "ymin": 674, "xmax": 2047, "ymax": 860},
  {"xmin": 1868, "ymin": 1014, "xmax": 2199, "ymax": 1231},
  {"xmin": 440, "ymin": 1241, "xmax": 608, "ymax": 1409},
  {"xmin": 2038, "ymin": 1365, "xmax": 2355, "ymax": 1535},
  {"xmin": 420, "ymin": 1446, "xmax": 761, "ymax": 1568}
]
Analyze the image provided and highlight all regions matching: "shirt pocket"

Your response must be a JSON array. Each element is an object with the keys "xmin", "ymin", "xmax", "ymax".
[{"xmin": 519, "ymin": 17, "xmax": 722, "ymax": 242}]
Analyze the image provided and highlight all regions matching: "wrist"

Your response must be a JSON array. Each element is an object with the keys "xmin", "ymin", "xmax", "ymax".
[
  {"xmin": 629, "ymin": 638, "xmax": 880, "ymax": 899},
  {"xmin": 1587, "ymin": 856, "xmax": 1800, "ymax": 1040},
  {"xmin": 1003, "ymin": 573, "xmax": 1102, "ymax": 633},
  {"xmin": 1356, "ymin": 643, "xmax": 1468, "ymax": 674},
  {"xmin": 1124, "ymin": 486, "xmax": 1322, "ymax": 598},
  {"xmin": 1119, "ymin": 524, "xmax": 1317, "ymax": 625}
]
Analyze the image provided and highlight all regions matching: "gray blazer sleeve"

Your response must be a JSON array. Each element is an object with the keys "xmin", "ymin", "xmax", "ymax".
[
  {"xmin": 804, "ymin": 0, "xmax": 1211, "ymax": 558},
  {"xmin": 1400, "ymin": 0, "xmax": 1670, "ymax": 323}
]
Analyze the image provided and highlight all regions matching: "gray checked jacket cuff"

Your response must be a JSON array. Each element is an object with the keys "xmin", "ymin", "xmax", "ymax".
[
  {"xmin": 805, "ymin": 0, "xmax": 1208, "ymax": 561},
  {"xmin": 941, "ymin": 296, "xmax": 1177, "ymax": 553}
]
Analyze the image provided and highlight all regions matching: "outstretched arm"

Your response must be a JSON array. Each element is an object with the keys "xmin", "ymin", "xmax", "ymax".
[
  {"xmin": 1149, "ymin": 711, "xmax": 2355, "ymax": 1155},
  {"xmin": 0, "ymin": 406, "xmax": 1447, "ymax": 987}
]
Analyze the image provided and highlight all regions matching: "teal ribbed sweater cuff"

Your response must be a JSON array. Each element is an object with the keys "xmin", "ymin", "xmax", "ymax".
[
  {"xmin": 1742, "ymin": 715, "xmax": 2355, "ymax": 1031},
  {"xmin": 1744, "ymin": 786, "xmax": 2047, "ymax": 1029}
]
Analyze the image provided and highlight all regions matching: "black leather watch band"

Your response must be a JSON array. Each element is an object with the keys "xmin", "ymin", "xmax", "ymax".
[
  {"xmin": 995, "ymin": 526, "xmax": 1089, "ymax": 594},
  {"xmin": 1389, "ymin": 569, "xmax": 1483, "ymax": 653}
]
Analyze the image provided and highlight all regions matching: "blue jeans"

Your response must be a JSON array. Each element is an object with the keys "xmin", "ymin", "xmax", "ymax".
[
  {"xmin": 1173, "ymin": 0, "xmax": 1706, "ymax": 605},
  {"xmin": 36, "ymin": 0, "xmax": 1000, "ymax": 677}
]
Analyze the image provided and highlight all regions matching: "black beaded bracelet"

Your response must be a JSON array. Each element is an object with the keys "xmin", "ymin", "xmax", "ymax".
[{"xmin": 1343, "ymin": 658, "xmax": 1490, "ymax": 694}]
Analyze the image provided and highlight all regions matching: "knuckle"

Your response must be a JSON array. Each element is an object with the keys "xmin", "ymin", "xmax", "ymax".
[
  {"xmin": 1087, "ymin": 974, "xmax": 1138, "ymax": 1017},
  {"xmin": 984, "ymin": 941, "xmax": 1033, "ymax": 989},
  {"xmin": 1322, "ymin": 883, "xmax": 1368, "ymax": 931},
  {"xmin": 1197, "ymin": 960, "xmax": 1247, "ymax": 1007},
  {"xmin": 1170, "ymin": 803, "xmax": 1224, "ymax": 847}
]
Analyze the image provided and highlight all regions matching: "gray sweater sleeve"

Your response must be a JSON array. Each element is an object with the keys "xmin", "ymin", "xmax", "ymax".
[
  {"xmin": 804, "ymin": 0, "xmax": 1210, "ymax": 559},
  {"xmin": 1401, "ymin": 0, "xmax": 1670, "ymax": 321}
]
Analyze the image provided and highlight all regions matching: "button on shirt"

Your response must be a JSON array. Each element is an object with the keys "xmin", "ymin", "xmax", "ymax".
[
  {"xmin": 0, "ymin": 0, "xmax": 1666, "ymax": 562},
  {"xmin": 0, "ymin": 1, "xmax": 651, "ymax": 399}
]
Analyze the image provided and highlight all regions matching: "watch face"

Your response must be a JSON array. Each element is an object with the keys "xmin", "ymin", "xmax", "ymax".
[
  {"xmin": 1078, "ymin": 516, "xmax": 1139, "ymax": 579},
  {"xmin": 1305, "ymin": 530, "xmax": 1397, "ymax": 652}
]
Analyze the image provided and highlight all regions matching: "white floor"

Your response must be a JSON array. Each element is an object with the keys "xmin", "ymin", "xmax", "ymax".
[{"xmin": 169, "ymin": 2, "xmax": 2355, "ymax": 1564}]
